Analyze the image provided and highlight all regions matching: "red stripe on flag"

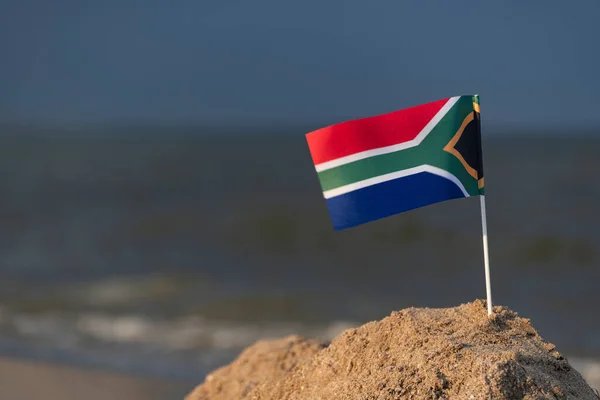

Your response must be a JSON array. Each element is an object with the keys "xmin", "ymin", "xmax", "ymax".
[{"xmin": 306, "ymin": 98, "xmax": 449, "ymax": 166}]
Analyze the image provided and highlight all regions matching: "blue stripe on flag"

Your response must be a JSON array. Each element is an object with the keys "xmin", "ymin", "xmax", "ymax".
[{"xmin": 325, "ymin": 172, "xmax": 467, "ymax": 230}]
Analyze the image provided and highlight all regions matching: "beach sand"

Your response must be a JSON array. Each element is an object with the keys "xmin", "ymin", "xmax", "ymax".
[
  {"xmin": 187, "ymin": 300, "xmax": 599, "ymax": 399},
  {"xmin": 0, "ymin": 357, "xmax": 192, "ymax": 400}
]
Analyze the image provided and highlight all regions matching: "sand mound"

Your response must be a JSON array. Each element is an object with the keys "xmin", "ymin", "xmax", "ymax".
[{"xmin": 187, "ymin": 300, "xmax": 598, "ymax": 399}]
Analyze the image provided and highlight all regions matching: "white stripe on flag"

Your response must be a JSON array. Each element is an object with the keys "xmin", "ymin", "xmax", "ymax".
[
  {"xmin": 322, "ymin": 164, "xmax": 470, "ymax": 199},
  {"xmin": 315, "ymin": 97, "xmax": 460, "ymax": 173}
]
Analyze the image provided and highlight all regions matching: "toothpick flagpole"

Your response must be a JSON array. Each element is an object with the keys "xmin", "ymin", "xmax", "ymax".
[
  {"xmin": 472, "ymin": 94, "xmax": 492, "ymax": 316},
  {"xmin": 480, "ymin": 194, "xmax": 492, "ymax": 316}
]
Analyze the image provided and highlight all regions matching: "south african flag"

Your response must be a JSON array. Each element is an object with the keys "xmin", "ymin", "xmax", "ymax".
[{"xmin": 306, "ymin": 95, "xmax": 485, "ymax": 231}]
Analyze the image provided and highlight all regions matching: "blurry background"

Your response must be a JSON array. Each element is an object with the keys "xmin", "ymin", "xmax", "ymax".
[{"xmin": 0, "ymin": 0, "xmax": 599, "ymax": 397}]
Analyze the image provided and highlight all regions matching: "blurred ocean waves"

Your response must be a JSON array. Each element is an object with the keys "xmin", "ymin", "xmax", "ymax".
[
  {"xmin": 0, "ymin": 296, "xmax": 355, "ymax": 380},
  {"xmin": 0, "ymin": 131, "xmax": 598, "ymax": 385}
]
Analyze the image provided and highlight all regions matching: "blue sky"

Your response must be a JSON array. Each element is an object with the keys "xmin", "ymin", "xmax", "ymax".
[{"xmin": 1, "ymin": 0, "xmax": 599, "ymax": 130}]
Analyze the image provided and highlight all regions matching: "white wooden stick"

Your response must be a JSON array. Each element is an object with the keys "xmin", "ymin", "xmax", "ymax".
[{"xmin": 480, "ymin": 194, "xmax": 493, "ymax": 316}]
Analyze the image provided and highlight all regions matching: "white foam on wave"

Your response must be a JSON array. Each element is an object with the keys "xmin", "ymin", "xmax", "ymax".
[
  {"xmin": 0, "ymin": 309, "xmax": 358, "ymax": 350},
  {"xmin": 75, "ymin": 313, "xmax": 358, "ymax": 350}
]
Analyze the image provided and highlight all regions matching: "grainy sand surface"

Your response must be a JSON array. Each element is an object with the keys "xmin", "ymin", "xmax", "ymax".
[{"xmin": 187, "ymin": 300, "xmax": 599, "ymax": 400}]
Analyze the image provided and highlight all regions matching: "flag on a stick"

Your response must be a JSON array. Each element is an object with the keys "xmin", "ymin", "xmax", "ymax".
[{"xmin": 306, "ymin": 95, "xmax": 484, "ymax": 231}]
